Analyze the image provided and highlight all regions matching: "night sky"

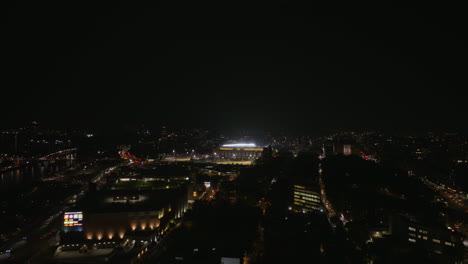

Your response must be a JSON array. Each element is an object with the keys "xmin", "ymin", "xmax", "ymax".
[{"xmin": 3, "ymin": 1, "xmax": 467, "ymax": 134}]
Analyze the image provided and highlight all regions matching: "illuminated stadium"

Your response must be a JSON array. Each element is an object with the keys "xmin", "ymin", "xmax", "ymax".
[{"xmin": 215, "ymin": 143, "xmax": 264, "ymax": 160}]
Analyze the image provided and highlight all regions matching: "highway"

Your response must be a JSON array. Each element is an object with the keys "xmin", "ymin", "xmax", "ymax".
[{"xmin": 421, "ymin": 178, "xmax": 468, "ymax": 212}]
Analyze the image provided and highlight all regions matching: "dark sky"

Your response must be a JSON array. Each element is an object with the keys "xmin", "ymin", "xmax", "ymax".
[{"xmin": 2, "ymin": 1, "xmax": 467, "ymax": 134}]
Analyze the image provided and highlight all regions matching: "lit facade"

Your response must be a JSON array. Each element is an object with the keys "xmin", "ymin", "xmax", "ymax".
[
  {"xmin": 83, "ymin": 210, "xmax": 163, "ymax": 241},
  {"xmin": 391, "ymin": 215, "xmax": 463, "ymax": 258},
  {"xmin": 343, "ymin": 144, "xmax": 352, "ymax": 156},
  {"xmin": 292, "ymin": 185, "xmax": 321, "ymax": 213}
]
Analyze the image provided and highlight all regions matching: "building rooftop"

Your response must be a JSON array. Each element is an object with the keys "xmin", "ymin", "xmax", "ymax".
[
  {"xmin": 76, "ymin": 188, "xmax": 184, "ymax": 213},
  {"xmin": 53, "ymin": 248, "xmax": 115, "ymax": 262}
]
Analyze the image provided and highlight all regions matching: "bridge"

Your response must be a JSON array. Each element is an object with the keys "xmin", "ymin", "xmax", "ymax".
[
  {"xmin": 38, "ymin": 148, "xmax": 77, "ymax": 161},
  {"xmin": 119, "ymin": 149, "xmax": 144, "ymax": 166}
]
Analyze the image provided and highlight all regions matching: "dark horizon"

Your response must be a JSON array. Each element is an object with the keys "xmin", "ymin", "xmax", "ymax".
[{"xmin": 3, "ymin": 1, "xmax": 467, "ymax": 134}]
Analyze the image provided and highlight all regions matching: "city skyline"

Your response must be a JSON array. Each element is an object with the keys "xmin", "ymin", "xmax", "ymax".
[{"xmin": 2, "ymin": 2, "xmax": 468, "ymax": 262}]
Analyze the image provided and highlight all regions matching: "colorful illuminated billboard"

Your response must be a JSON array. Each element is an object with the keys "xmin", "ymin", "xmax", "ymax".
[{"xmin": 63, "ymin": 211, "xmax": 83, "ymax": 227}]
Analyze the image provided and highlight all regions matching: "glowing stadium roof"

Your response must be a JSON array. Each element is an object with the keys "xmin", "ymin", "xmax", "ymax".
[{"xmin": 221, "ymin": 143, "xmax": 257, "ymax": 148}]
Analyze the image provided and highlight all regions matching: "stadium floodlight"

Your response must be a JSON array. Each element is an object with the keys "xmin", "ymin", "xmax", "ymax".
[{"xmin": 222, "ymin": 143, "xmax": 257, "ymax": 147}]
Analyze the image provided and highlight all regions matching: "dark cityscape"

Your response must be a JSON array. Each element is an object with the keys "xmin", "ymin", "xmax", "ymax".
[{"xmin": 2, "ymin": 1, "xmax": 468, "ymax": 264}]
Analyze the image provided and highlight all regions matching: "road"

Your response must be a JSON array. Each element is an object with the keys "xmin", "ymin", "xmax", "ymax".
[
  {"xmin": 422, "ymin": 178, "xmax": 468, "ymax": 212},
  {"xmin": 420, "ymin": 178, "xmax": 468, "ymax": 262}
]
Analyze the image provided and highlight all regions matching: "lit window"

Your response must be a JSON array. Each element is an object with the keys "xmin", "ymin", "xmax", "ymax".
[
  {"xmin": 158, "ymin": 209, "xmax": 164, "ymax": 219},
  {"xmin": 408, "ymin": 238, "xmax": 416, "ymax": 243},
  {"xmin": 444, "ymin": 242, "xmax": 452, "ymax": 246},
  {"xmin": 433, "ymin": 239, "xmax": 440, "ymax": 243},
  {"xmin": 408, "ymin": 227, "xmax": 416, "ymax": 231}
]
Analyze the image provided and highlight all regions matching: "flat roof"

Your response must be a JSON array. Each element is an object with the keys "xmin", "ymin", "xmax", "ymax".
[
  {"xmin": 111, "ymin": 180, "xmax": 186, "ymax": 190},
  {"xmin": 76, "ymin": 188, "xmax": 184, "ymax": 213},
  {"xmin": 54, "ymin": 248, "xmax": 114, "ymax": 261}
]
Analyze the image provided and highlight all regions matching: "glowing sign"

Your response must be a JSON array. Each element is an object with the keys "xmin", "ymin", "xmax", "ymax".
[
  {"xmin": 64, "ymin": 211, "xmax": 83, "ymax": 227},
  {"xmin": 204, "ymin": 182, "xmax": 211, "ymax": 188}
]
